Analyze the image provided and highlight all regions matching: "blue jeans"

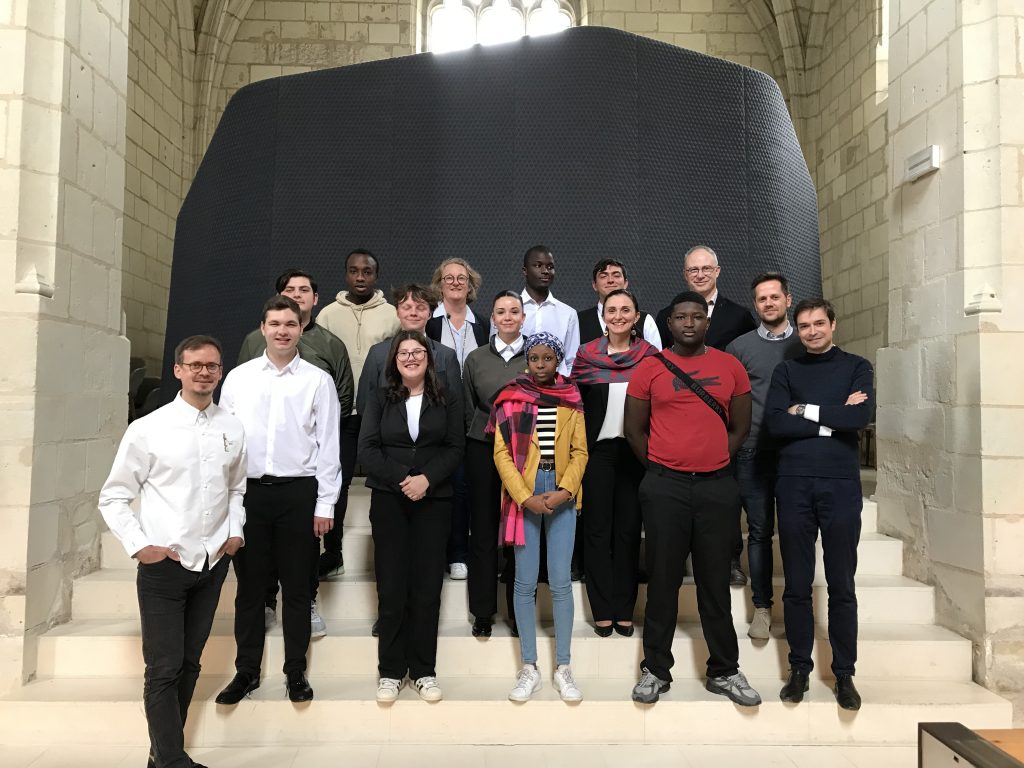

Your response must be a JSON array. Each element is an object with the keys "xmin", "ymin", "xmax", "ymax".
[
  {"xmin": 514, "ymin": 468, "xmax": 576, "ymax": 667},
  {"xmin": 734, "ymin": 447, "xmax": 777, "ymax": 609}
]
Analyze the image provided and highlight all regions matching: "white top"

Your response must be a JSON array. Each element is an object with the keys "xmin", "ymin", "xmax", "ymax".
[
  {"xmin": 406, "ymin": 394, "xmax": 423, "ymax": 442},
  {"xmin": 706, "ymin": 289, "xmax": 719, "ymax": 316},
  {"xmin": 433, "ymin": 304, "xmax": 479, "ymax": 370},
  {"xmin": 597, "ymin": 381, "xmax": 630, "ymax": 441},
  {"xmin": 594, "ymin": 303, "xmax": 663, "ymax": 350},
  {"xmin": 495, "ymin": 335, "xmax": 524, "ymax": 362},
  {"xmin": 98, "ymin": 394, "xmax": 248, "ymax": 571},
  {"xmin": 220, "ymin": 352, "xmax": 342, "ymax": 519},
  {"xmin": 519, "ymin": 289, "xmax": 580, "ymax": 376}
]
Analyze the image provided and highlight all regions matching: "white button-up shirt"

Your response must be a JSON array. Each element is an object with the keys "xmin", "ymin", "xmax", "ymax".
[
  {"xmin": 520, "ymin": 289, "xmax": 580, "ymax": 376},
  {"xmin": 219, "ymin": 351, "xmax": 342, "ymax": 518},
  {"xmin": 495, "ymin": 335, "xmax": 524, "ymax": 362},
  {"xmin": 98, "ymin": 393, "xmax": 248, "ymax": 572}
]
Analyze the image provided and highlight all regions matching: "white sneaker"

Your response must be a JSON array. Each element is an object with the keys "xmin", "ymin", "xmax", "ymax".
[
  {"xmin": 414, "ymin": 676, "xmax": 443, "ymax": 702},
  {"xmin": 310, "ymin": 601, "xmax": 327, "ymax": 638},
  {"xmin": 376, "ymin": 677, "xmax": 404, "ymax": 703},
  {"xmin": 748, "ymin": 607, "xmax": 771, "ymax": 640},
  {"xmin": 553, "ymin": 665, "xmax": 583, "ymax": 702},
  {"xmin": 508, "ymin": 665, "xmax": 542, "ymax": 702},
  {"xmin": 449, "ymin": 562, "xmax": 468, "ymax": 580},
  {"xmin": 264, "ymin": 606, "xmax": 277, "ymax": 631}
]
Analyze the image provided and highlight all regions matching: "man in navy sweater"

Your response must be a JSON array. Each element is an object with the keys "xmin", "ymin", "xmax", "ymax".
[{"xmin": 765, "ymin": 298, "xmax": 873, "ymax": 711}]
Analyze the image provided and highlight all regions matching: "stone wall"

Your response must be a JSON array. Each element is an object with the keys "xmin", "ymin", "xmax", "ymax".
[
  {"xmin": 123, "ymin": 0, "xmax": 193, "ymax": 375},
  {"xmin": 0, "ymin": 0, "xmax": 130, "ymax": 690}
]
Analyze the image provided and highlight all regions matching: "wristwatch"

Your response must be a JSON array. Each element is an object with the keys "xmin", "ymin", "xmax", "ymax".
[{"xmin": 795, "ymin": 404, "xmax": 806, "ymax": 417}]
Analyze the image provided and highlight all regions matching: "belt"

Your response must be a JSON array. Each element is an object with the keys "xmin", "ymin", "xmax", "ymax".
[
  {"xmin": 648, "ymin": 462, "xmax": 731, "ymax": 480},
  {"xmin": 249, "ymin": 475, "xmax": 309, "ymax": 486},
  {"xmin": 537, "ymin": 459, "xmax": 556, "ymax": 471}
]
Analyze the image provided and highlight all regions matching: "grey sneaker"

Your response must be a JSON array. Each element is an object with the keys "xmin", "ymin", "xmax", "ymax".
[
  {"xmin": 264, "ymin": 606, "xmax": 277, "ymax": 631},
  {"xmin": 706, "ymin": 671, "xmax": 762, "ymax": 706},
  {"xmin": 748, "ymin": 607, "xmax": 771, "ymax": 640},
  {"xmin": 310, "ymin": 601, "xmax": 327, "ymax": 638},
  {"xmin": 631, "ymin": 668, "xmax": 670, "ymax": 703}
]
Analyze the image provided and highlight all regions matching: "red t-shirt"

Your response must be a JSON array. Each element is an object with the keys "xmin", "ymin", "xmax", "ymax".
[{"xmin": 626, "ymin": 347, "xmax": 751, "ymax": 472}]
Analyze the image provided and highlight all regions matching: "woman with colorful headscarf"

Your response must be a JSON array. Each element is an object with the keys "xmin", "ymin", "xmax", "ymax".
[
  {"xmin": 488, "ymin": 332, "xmax": 588, "ymax": 703},
  {"xmin": 571, "ymin": 289, "xmax": 658, "ymax": 638}
]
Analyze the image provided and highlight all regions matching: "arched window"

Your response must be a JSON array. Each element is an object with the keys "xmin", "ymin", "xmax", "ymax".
[{"xmin": 427, "ymin": 0, "xmax": 575, "ymax": 53}]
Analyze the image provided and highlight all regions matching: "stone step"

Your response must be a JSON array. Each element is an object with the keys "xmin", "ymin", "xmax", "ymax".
[
  {"xmin": 71, "ymin": 570, "xmax": 936, "ymax": 625},
  {"xmin": 35, "ymin": 618, "xmax": 973, "ymax": 682},
  {"xmin": 0, "ymin": 675, "xmax": 1009, "ymax": 747},
  {"xmin": 100, "ymin": 528, "xmax": 903, "ymax": 578}
]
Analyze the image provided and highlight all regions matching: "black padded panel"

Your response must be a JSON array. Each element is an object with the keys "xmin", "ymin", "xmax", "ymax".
[{"xmin": 163, "ymin": 26, "xmax": 819, "ymax": 385}]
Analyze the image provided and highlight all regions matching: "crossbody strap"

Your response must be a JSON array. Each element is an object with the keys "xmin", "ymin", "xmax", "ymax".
[{"xmin": 654, "ymin": 353, "xmax": 729, "ymax": 426}]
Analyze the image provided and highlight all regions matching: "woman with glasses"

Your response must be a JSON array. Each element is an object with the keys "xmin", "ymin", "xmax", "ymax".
[
  {"xmin": 426, "ymin": 258, "xmax": 489, "ymax": 582},
  {"xmin": 358, "ymin": 330, "xmax": 465, "ymax": 703}
]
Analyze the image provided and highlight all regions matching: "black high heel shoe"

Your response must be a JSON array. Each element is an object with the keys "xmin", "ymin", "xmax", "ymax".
[{"xmin": 613, "ymin": 622, "xmax": 635, "ymax": 637}]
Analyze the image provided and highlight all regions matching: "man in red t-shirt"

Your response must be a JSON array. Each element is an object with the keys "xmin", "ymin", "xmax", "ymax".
[{"xmin": 624, "ymin": 291, "xmax": 760, "ymax": 707}]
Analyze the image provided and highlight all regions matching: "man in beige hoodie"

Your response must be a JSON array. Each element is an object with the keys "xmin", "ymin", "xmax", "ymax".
[{"xmin": 315, "ymin": 249, "xmax": 400, "ymax": 578}]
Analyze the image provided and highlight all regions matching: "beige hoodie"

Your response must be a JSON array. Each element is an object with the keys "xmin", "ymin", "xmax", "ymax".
[{"xmin": 315, "ymin": 289, "xmax": 400, "ymax": 411}]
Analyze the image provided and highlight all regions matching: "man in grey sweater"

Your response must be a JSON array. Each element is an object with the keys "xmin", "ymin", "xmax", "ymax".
[{"xmin": 725, "ymin": 273, "xmax": 802, "ymax": 639}]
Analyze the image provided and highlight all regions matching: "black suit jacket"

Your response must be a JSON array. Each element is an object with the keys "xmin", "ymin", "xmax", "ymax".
[
  {"xmin": 656, "ymin": 293, "xmax": 756, "ymax": 351},
  {"xmin": 357, "ymin": 388, "xmax": 465, "ymax": 497},
  {"xmin": 426, "ymin": 314, "xmax": 490, "ymax": 349}
]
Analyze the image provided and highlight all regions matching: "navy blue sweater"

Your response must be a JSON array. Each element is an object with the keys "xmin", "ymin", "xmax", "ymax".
[{"xmin": 765, "ymin": 346, "xmax": 874, "ymax": 479}]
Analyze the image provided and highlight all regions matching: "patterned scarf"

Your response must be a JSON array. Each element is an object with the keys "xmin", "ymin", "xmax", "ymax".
[
  {"xmin": 485, "ymin": 374, "xmax": 584, "ymax": 545},
  {"xmin": 571, "ymin": 336, "xmax": 658, "ymax": 385}
]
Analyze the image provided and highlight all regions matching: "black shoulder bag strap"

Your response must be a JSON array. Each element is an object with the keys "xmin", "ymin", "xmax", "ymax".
[{"xmin": 654, "ymin": 353, "xmax": 729, "ymax": 427}]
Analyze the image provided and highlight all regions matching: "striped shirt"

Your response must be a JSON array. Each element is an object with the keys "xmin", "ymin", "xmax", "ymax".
[{"xmin": 537, "ymin": 406, "xmax": 557, "ymax": 462}]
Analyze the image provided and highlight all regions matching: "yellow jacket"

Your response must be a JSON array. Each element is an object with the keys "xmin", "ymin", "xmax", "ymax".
[{"xmin": 492, "ymin": 405, "xmax": 589, "ymax": 510}]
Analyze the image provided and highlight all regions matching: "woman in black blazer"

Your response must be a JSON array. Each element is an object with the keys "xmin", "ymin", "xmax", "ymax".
[
  {"xmin": 358, "ymin": 330, "xmax": 465, "ymax": 704},
  {"xmin": 571, "ymin": 290, "xmax": 657, "ymax": 637}
]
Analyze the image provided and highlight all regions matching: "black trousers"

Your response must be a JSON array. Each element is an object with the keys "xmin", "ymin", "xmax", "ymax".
[
  {"xmin": 583, "ymin": 438, "xmax": 643, "ymax": 622},
  {"xmin": 234, "ymin": 477, "xmax": 317, "ymax": 676},
  {"xmin": 776, "ymin": 475, "xmax": 861, "ymax": 676},
  {"xmin": 466, "ymin": 437, "xmax": 502, "ymax": 620},
  {"xmin": 371, "ymin": 490, "xmax": 451, "ymax": 680},
  {"xmin": 323, "ymin": 414, "xmax": 359, "ymax": 554},
  {"xmin": 640, "ymin": 463, "xmax": 741, "ymax": 682},
  {"xmin": 137, "ymin": 555, "xmax": 228, "ymax": 768}
]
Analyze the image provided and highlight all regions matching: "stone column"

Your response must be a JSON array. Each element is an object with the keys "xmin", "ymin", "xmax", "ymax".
[
  {"xmin": 0, "ymin": 0, "xmax": 129, "ymax": 691},
  {"xmin": 878, "ymin": 0, "xmax": 1024, "ymax": 717}
]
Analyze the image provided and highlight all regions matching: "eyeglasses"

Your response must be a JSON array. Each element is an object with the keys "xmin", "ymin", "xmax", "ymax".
[
  {"xmin": 684, "ymin": 266, "xmax": 718, "ymax": 276},
  {"xmin": 183, "ymin": 362, "xmax": 222, "ymax": 373},
  {"xmin": 396, "ymin": 349, "xmax": 427, "ymax": 361},
  {"xmin": 442, "ymin": 274, "xmax": 468, "ymax": 285}
]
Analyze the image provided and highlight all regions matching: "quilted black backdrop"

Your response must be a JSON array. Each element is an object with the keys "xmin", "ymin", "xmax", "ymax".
[{"xmin": 163, "ymin": 26, "xmax": 819, "ymax": 383}]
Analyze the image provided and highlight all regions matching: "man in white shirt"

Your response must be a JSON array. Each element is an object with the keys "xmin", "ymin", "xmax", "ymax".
[
  {"xmin": 216, "ymin": 295, "xmax": 342, "ymax": 705},
  {"xmin": 520, "ymin": 245, "xmax": 580, "ymax": 376},
  {"xmin": 577, "ymin": 258, "xmax": 662, "ymax": 349},
  {"xmin": 99, "ymin": 334, "xmax": 247, "ymax": 768}
]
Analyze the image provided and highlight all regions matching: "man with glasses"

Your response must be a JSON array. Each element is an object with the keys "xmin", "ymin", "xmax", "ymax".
[{"xmin": 99, "ymin": 335, "xmax": 247, "ymax": 768}]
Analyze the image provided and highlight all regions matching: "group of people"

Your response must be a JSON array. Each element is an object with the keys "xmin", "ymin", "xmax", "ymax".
[{"xmin": 98, "ymin": 244, "xmax": 873, "ymax": 768}]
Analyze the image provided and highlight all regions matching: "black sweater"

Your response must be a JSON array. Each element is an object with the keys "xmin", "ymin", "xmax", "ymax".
[{"xmin": 765, "ymin": 346, "xmax": 873, "ymax": 479}]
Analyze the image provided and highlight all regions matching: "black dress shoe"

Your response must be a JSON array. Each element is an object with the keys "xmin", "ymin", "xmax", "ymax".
[
  {"xmin": 472, "ymin": 617, "xmax": 493, "ymax": 637},
  {"xmin": 613, "ymin": 622, "xmax": 635, "ymax": 638},
  {"xmin": 780, "ymin": 669, "xmax": 810, "ymax": 703},
  {"xmin": 287, "ymin": 671, "xmax": 314, "ymax": 702},
  {"xmin": 215, "ymin": 672, "xmax": 259, "ymax": 705},
  {"xmin": 729, "ymin": 560, "xmax": 748, "ymax": 586},
  {"xmin": 834, "ymin": 675, "xmax": 861, "ymax": 710},
  {"xmin": 371, "ymin": 619, "xmax": 379, "ymax": 637},
  {"xmin": 594, "ymin": 623, "xmax": 613, "ymax": 637}
]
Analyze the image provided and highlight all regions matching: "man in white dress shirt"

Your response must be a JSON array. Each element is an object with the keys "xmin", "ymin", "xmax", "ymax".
[
  {"xmin": 99, "ymin": 334, "xmax": 247, "ymax": 768},
  {"xmin": 216, "ymin": 295, "xmax": 342, "ymax": 705},
  {"xmin": 520, "ymin": 245, "xmax": 580, "ymax": 377}
]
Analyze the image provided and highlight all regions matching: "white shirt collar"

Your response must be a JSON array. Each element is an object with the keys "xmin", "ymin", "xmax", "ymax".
[
  {"xmin": 433, "ymin": 303, "xmax": 477, "ymax": 323},
  {"xmin": 707, "ymin": 288, "xmax": 719, "ymax": 306},
  {"xmin": 171, "ymin": 392, "xmax": 213, "ymax": 425},
  {"xmin": 495, "ymin": 335, "xmax": 524, "ymax": 355},
  {"xmin": 521, "ymin": 288, "xmax": 556, "ymax": 307},
  {"xmin": 261, "ymin": 350, "xmax": 302, "ymax": 374},
  {"xmin": 757, "ymin": 322, "xmax": 794, "ymax": 340}
]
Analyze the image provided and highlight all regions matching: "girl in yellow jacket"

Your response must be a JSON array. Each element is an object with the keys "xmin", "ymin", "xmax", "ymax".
[{"xmin": 487, "ymin": 332, "xmax": 588, "ymax": 703}]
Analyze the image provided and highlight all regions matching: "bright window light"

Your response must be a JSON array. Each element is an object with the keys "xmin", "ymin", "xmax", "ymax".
[{"xmin": 427, "ymin": 0, "xmax": 575, "ymax": 53}]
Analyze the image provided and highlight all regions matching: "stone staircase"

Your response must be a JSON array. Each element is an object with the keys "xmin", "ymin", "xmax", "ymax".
[{"xmin": 0, "ymin": 482, "xmax": 1011, "ymax": 748}]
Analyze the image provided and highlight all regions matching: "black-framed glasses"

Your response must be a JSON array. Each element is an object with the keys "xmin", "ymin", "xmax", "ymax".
[
  {"xmin": 396, "ymin": 349, "xmax": 427, "ymax": 361},
  {"xmin": 184, "ymin": 362, "xmax": 222, "ymax": 373},
  {"xmin": 442, "ymin": 274, "xmax": 468, "ymax": 285}
]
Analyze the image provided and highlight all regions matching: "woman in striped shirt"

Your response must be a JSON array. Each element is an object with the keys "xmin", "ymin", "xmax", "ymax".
[{"xmin": 488, "ymin": 332, "xmax": 588, "ymax": 703}]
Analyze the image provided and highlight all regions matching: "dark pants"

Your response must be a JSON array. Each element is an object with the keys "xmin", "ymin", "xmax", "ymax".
[
  {"xmin": 733, "ymin": 447, "xmax": 778, "ymax": 608},
  {"xmin": 640, "ymin": 463, "xmax": 741, "ymax": 682},
  {"xmin": 776, "ymin": 475, "xmax": 861, "ymax": 676},
  {"xmin": 234, "ymin": 477, "xmax": 317, "ymax": 676},
  {"xmin": 263, "ymin": 538, "xmax": 319, "ymax": 608},
  {"xmin": 371, "ymin": 490, "xmax": 451, "ymax": 680},
  {"xmin": 138, "ymin": 555, "xmax": 229, "ymax": 768},
  {"xmin": 323, "ymin": 414, "xmax": 359, "ymax": 555},
  {"xmin": 583, "ymin": 438, "xmax": 643, "ymax": 622},
  {"xmin": 466, "ymin": 437, "xmax": 501, "ymax": 620},
  {"xmin": 446, "ymin": 461, "xmax": 469, "ymax": 564}
]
